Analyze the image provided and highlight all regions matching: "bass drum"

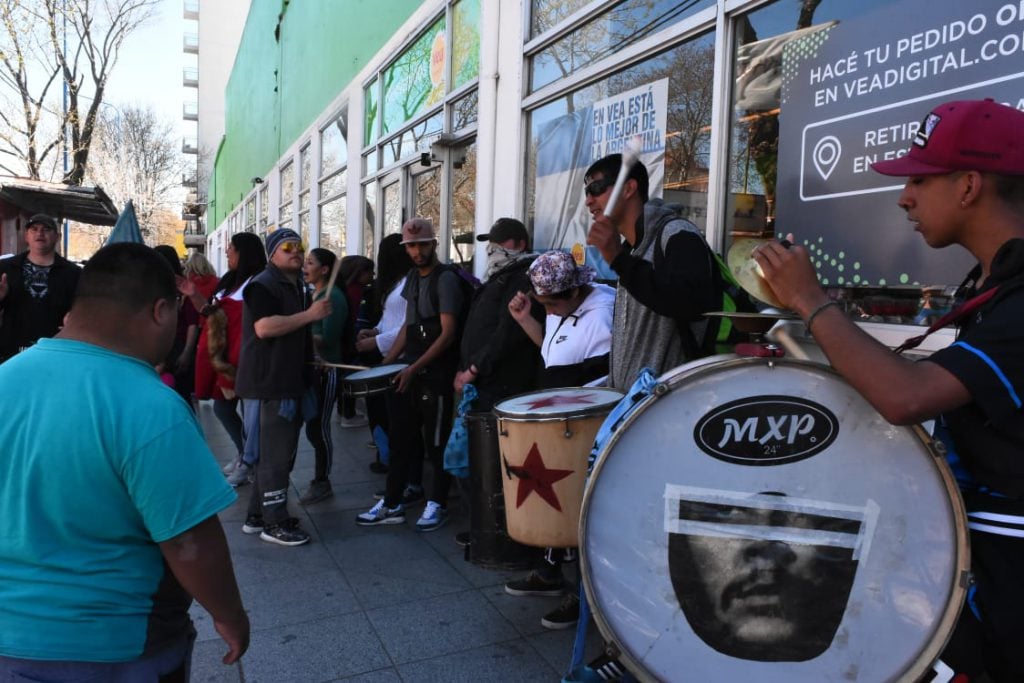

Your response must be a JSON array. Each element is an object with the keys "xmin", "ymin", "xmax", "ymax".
[{"xmin": 580, "ymin": 356, "xmax": 969, "ymax": 683}]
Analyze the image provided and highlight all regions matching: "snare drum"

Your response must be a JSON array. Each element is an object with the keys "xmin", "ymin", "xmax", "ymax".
[
  {"xmin": 580, "ymin": 357, "xmax": 968, "ymax": 682},
  {"xmin": 341, "ymin": 364, "xmax": 408, "ymax": 397},
  {"xmin": 494, "ymin": 387, "xmax": 623, "ymax": 548}
]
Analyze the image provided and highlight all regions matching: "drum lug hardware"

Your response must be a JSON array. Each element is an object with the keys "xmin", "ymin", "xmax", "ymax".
[
  {"xmin": 930, "ymin": 439, "xmax": 948, "ymax": 460},
  {"xmin": 653, "ymin": 382, "xmax": 669, "ymax": 396},
  {"xmin": 563, "ymin": 420, "xmax": 573, "ymax": 439}
]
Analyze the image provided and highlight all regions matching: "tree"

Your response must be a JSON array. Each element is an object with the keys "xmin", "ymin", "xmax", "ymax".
[
  {"xmin": 0, "ymin": 0, "xmax": 157, "ymax": 184},
  {"xmin": 86, "ymin": 103, "xmax": 186, "ymax": 241}
]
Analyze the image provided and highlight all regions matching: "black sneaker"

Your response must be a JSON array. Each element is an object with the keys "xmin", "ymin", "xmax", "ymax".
[
  {"xmin": 504, "ymin": 570, "xmax": 565, "ymax": 597},
  {"xmin": 298, "ymin": 479, "xmax": 333, "ymax": 505},
  {"xmin": 369, "ymin": 461, "xmax": 389, "ymax": 474},
  {"xmin": 454, "ymin": 530, "xmax": 471, "ymax": 547},
  {"xmin": 260, "ymin": 518, "xmax": 310, "ymax": 547},
  {"xmin": 541, "ymin": 592, "xmax": 579, "ymax": 630},
  {"xmin": 241, "ymin": 515, "xmax": 264, "ymax": 534}
]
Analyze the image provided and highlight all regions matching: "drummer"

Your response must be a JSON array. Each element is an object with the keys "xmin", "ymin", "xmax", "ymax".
[
  {"xmin": 504, "ymin": 250, "xmax": 615, "ymax": 630},
  {"xmin": 585, "ymin": 154, "xmax": 721, "ymax": 389},
  {"xmin": 754, "ymin": 98, "xmax": 1024, "ymax": 682}
]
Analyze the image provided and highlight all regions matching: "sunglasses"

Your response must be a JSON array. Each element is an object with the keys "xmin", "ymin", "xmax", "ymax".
[
  {"xmin": 278, "ymin": 241, "xmax": 305, "ymax": 254},
  {"xmin": 584, "ymin": 177, "xmax": 614, "ymax": 197}
]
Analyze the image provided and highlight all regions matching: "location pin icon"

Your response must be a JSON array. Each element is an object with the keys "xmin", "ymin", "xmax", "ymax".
[{"xmin": 812, "ymin": 136, "xmax": 842, "ymax": 181}]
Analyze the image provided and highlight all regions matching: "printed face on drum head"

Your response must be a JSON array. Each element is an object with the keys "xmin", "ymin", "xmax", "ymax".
[{"xmin": 664, "ymin": 486, "xmax": 875, "ymax": 662}]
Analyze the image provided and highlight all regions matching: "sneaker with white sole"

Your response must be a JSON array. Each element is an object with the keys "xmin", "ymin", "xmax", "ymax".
[
  {"xmin": 355, "ymin": 499, "xmax": 405, "ymax": 526},
  {"xmin": 241, "ymin": 515, "xmax": 264, "ymax": 534},
  {"xmin": 416, "ymin": 501, "xmax": 448, "ymax": 532},
  {"xmin": 260, "ymin": 518, "xmax": 310, "ymax": 547},
  {"xmin": 373, "ymin": 484, "xmax": 423, "ymax": 505},
  {"xmin": 541, "ymin": 592, "xmax": 579, "ymax": 630},
  {"xmin": 222, "ymin": 455, "xmax": 242, "ymax": 474},
  {"xmin": 226, "ymin": 462, "xmax": 252, "ymax": 487}
]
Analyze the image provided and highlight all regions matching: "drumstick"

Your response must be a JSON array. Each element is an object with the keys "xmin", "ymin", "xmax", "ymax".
[
  {"xmin": 309, "ymin": 361, "xmax": 371, "ymax": 371},
  {"xmin": 324, "ymin": 251, "xmax": 343, "ymax": 294},
  {"xmin": 603, "ymin": 135, "xmax": 643, "ymax": 218}
]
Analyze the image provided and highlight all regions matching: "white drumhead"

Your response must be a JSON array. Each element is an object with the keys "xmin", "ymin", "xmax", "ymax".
[
  {"xmin": 581, "ymin": 357, "xmax": 967, "ymax": 682},
  {"xmin": 346, "ymin": 363, "xmax": 407, "ymax": 380},
  {"xmin": 494, "ymin": 387, "xmax": 623, "ymax": 418}
]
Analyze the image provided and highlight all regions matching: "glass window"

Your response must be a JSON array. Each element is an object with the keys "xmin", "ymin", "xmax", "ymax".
[
  {"xmin": 280, "ymin": 161, "xmax": 294, "ymax": 207},
  {"xmin": 526, "ymin": 31, "xmax": 716, "ymax": 251},
  {"xmin": 382, "ymin": 111, "xmax": 443, "ymax": 167},
  {"xmin": 449, "ymin": 141, "xmax": 477, "ymax": 270},
  {"xmin": 320, "ymin": 115, "xmax": 348, "ymax": 175},
  {"xmin": 246, "ymin": 196, "xmax": 256, "ymax": 231},
  {"xmin": 530, "ymin": 0, "xmax": 591, "ymax": 39},
  {"xmin": 452, "ymin": 0, "xmax": 481, "ymax": 91},
  {"xmin": 382, "ymin": 18, "xmax": 446, "ymax": 136},
  {"xmin": 382, "ymin": 181, "xmax": 402, "ymax": 236},
  {"xmin": 363, "ymin": 182, "xmax": 377, "ymax": 259},
  {"xmin": 530, "ymin": 0, "xmax": 715, "ymax": 92},
  {"xmin": 364, "ymin": 150, "xmax": 379, "ymax": 176},
  {"xmin": 259, "ymin": 185, "xmax": 269, "ymax": 229},
  {"xmin": 452, "ymin": 89, "xmax": 478, "ymax": 131},
  {"xmin": 299, "ymin": 145, "xmax": 311, "ymax": 190},
  {"xmin": 300, "ymin": 193, "xmax": 310, "ymax": 213},
  {"xmin": 364, "ymin": 78, "xmax": 379, "ymax": 146},
  {"xmin": 299, "ymin": 212, "xmax": 311, "ymax": 247},
  {"xmin": 320, "ymin": 168, "xmax": 347, "ymax": 202},
  {"xmin": 412, "ymin": 166, "xmax": 441, "ymax": 233},
  {"xmin": 320, "ymin": 195, "xmax": 347, "ymax": 255}
]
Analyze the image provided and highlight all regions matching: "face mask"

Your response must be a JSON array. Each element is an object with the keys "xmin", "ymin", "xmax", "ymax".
[{"xmin": 485, "ymin": 243, "xmax": 524, "ymax": 279}]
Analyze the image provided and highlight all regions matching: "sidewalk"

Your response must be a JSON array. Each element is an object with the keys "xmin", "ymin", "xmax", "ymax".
[{"xmin": 189, "ymin": 402, "xmax": 602, "ymax": 682}]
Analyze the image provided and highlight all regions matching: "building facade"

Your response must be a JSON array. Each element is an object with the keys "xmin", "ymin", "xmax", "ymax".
[{"xmin": 207, "ymin": 0, "xmax": 1024, "ymax": 314}]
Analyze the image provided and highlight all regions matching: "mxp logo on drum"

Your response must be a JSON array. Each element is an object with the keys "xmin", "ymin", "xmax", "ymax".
[{"xmin": 693, "ymin": 395, "xmax": 838, "ymax": 466}]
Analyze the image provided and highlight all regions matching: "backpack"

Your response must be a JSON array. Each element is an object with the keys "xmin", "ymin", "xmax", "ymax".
[
  {"xmin": 425, "ymin": 263, "xmax": 480, "ymax": 336},
  {"xmin": 654, "ymin": 215, "xmax": 759, "ymax": 358}
]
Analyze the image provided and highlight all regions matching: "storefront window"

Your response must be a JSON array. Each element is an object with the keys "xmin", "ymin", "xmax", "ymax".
[
  {"xmin": 449, "ymin": 141, "xmax": 477, "ymax": 270},
  {"xmin": 321, "ymin": 114, "xmax": 347, "ymax": 175},
  {"xmin": 364, "ymin": 78, "xmax": 379, "ymax": 146},
  {"xmin": 530, "ymin": 0, "xmax": 591, "ymax": 39},
  {"xmin": 526, "ymin": 31, "xmax": 716, "ymax": 253},
  {"xmin": 245, "ymin": 196, "xmax": 256, "ymax": 232},
  {"xmin": 320, "ymin": 169, "xmax": 347, "ymax": 202},
  {"xmin": 320, "ymin": 195, "xmax": 346, "ymax": 254},
  {"xmin": 382, "ymin": 181, "xmax": 402, "ymax": 236},
  {"xmin": 452, "ymin": 89, "xmax": 478, "ymax": 130},
  {"xmin": 412, "ymin": 166, "xmax": 441, "ymax": 234},
  {"xmin": 382, "ymin": 112, "xmax": 443, "ymax": 167},
  {"xmin": 452, "ymin": 0, "xmax": 481, "ymax": 91},
  {"xmin": 363, "ymin": 182, "xmax": 376, "ymax": 259},
  {"xmin": 726, "ymin": 0, "xmax": 995, "ymax": 310},
  {"xmin": 382, "ymin": 18, "xmax": 446, "ymax": 136},
  {"xmin": 530, "ymin": 0, "xmax": 715, "ymax": 92},
  {"xmin": 279, "ymin": 161, "xmax": 294, "ymax": 225},
  {"xmin": 258, "ymin": 184, "xmax": 269, "ymax": 232}
]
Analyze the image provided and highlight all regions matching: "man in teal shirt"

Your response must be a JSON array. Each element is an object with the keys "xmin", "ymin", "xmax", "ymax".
[{"xmin": 0, "ymin": 243, "xmax": 248, "ymax": 679}]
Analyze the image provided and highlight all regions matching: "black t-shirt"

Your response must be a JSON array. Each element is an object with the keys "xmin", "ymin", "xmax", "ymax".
[{"xmin": 928, "ymin": 238, "xmax": 1024, "ymax": 497}]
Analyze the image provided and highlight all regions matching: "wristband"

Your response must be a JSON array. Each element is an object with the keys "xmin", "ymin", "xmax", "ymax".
[{"xmin": 804, "ymin": 300, "xmax": 840, "ymax": 332}]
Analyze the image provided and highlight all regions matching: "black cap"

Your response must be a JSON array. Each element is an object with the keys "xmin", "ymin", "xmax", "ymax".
[
  {"xmin": 476, "ymin": 217, "xmax": 528, "ymax": 244},
  {"xmin": 27, "ymin": 214, "xmax": 58, "ymax": 231}
]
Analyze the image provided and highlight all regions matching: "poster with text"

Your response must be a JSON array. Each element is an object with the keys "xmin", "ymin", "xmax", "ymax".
[
  {"xmin": 534, "ymin": 79, "xmax": 668, "ymax": 270},
  {"xmin": 776, "ymin": 0, "xmax": 1023, "ymax": 287}
]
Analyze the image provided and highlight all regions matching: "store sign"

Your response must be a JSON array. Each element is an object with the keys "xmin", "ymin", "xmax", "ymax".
[
  {"xmin": 776, "ymin": 0, "xmax": 1023, "ymax": 287},
  {"xmin": 534, "ymin": 79, "xmax": 668, "ymax": 261}
]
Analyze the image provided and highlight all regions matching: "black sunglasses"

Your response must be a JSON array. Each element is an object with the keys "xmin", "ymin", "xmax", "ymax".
[{"xmin": 584, "ymin": 177, "xmax": 614, "ymax": 197}]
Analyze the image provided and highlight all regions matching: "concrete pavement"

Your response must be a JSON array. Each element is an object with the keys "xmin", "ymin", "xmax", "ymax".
[{"xmin": 188, "ymin": 402, "xmax": 603, "ymax": 683}]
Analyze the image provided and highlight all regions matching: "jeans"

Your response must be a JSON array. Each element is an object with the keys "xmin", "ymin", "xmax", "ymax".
[
  {"xmin": 245, "ymin": 399, "xmax": 301, "ymax": 526},
  {"xmin": 0, "ymin": 626, "xmax": 196, "ymax": 682}
]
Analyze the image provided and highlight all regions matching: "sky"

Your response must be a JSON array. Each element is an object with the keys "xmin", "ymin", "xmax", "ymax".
[{"xmin": 103, "ymin": 0, "xmax": 187, "ymax": 143}]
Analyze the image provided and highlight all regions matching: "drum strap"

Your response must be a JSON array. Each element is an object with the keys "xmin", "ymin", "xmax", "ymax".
[
  {"xmin": 895, "ymin": 286, "xmax": 999, "ymax": 354},
  {"xmin": 587, "ymin": 368, "xmax": 660, "ymax": 472}
]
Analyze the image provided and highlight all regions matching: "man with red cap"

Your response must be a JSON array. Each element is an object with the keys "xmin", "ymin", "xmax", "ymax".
[{"xmin": 755, "ymin": 98, "xmax": 1024, "ymax": 681}]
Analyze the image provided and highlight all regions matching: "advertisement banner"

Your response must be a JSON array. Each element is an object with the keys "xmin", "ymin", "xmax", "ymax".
[
  {"xmin": 534, "ymin": 79, "xmax": 669, "ymax": 265},
  {"xmin": 777, "ymin": 0, "xmax": 1023, "ymax": 287}
]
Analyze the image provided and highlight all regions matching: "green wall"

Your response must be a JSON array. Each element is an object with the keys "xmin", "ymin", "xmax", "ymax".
[{"xmin": 211, "ymin": 0, "xmax": 423, "ymax": 228}]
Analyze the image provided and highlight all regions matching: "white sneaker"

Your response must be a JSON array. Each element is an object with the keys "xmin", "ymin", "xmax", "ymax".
[
  {"xmin": 355, "ymin": 499, "xmax": 405, "ymax": 526},
  {"xmin": 226, "ymin": 462, "xmax": 252, "ymax": 487},
  {"xmin": 222, "ymin": 454, "xmax": 242, "ymax": 474},
  {"xmin": 339, "ymin": 415, "xmax": 368, "ymax": 429},
  {"xmin": 416, "ymin": 501, "xmax": 448, "ymax": 532}
]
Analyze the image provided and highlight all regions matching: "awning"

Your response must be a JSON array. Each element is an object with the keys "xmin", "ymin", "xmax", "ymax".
[{"xmin": 0, "ymin": 176, "xmax": 119, "ymax": 226}]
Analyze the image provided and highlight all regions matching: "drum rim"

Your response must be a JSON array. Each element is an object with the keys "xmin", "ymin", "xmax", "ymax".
[
  {"xmin": 493, "ymin": 386, "xmax": 624, "ymax": 420},
  {"xmin": 344, "ymin": 363, "xmax": 409, "ymax": 380},
  {"xmin": 578, "ymin": 356, "xmax": 970, "ymax": 682}
]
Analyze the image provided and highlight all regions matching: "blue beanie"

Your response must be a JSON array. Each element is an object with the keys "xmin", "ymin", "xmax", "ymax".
[{"xmin": 265, "ymin": 228, "xmax": 301, "ymax": 257}]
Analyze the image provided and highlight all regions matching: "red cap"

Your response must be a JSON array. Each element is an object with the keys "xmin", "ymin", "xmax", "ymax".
[{"xmin": 871, "ymin": 99, "xmax": 1024, "ymax": 177}]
